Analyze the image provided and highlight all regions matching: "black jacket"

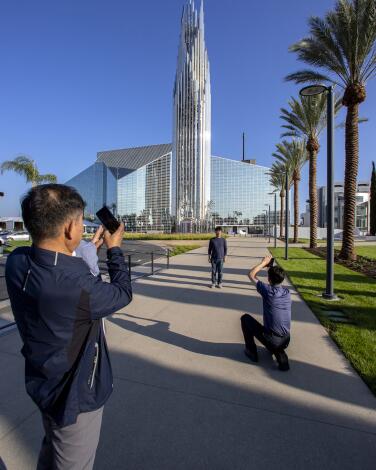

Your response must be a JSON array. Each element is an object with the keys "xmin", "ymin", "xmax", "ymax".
[{"xmin": 5, "ymin": 245, "xmax": 132, "ymax": 427}]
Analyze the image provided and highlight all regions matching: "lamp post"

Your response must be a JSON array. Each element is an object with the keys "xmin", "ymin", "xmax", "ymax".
[
  {"xmin": 265, "ymin": 204, "xmax": 271, "ymax": 243},
  {"xmin": 269, "ymin": 192, "xmax": 277, "ymax": 248},
  {"xmin": 300, "ymin": 84, "xmax": 337, "ymax": 300},
  {"xmin": 263, "ymin": 209, "xmax": 268, "ymax": 238}
]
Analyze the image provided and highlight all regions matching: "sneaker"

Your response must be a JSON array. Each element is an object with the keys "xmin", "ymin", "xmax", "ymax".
[
  {"xmin": 244, "ymin": 348, "xmax": 258, "ymax": 362},
  {"xmin": 275, "ymin": 350, "xmax": 290, "ymax": 371},
  {"xmin": 216, "ymin": 283, "xmax": 222, "ymax": 288},
  {"xmin": 210, "ymin": 283, "xmax": 215, "ymax": 288}
]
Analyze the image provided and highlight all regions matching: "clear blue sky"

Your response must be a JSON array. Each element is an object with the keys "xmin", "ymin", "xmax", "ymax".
[{"xmin": 0, "ymin": 0, "xmax": 375, "ymax": 216}]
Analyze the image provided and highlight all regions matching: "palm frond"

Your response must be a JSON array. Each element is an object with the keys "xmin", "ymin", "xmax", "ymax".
[
  {"xmin": 288, "ymin": 0, "xmax": 376, "ymax": 87},
  {"xmin": 36, "ymin": 173, "xmax": 57, "ymax": 184}
]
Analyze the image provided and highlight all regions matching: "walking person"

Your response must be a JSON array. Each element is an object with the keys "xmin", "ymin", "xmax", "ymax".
[
  {"xmin": 5, "ymin": 184, "xmax": 133, "ymax": 470},
  {"xmin": 241, "ymin": 255, "xmax": 291, "ymax": 371},
  {"xmin": 208, "ymin": 226, "xmax": 227, "ymax": 288}
]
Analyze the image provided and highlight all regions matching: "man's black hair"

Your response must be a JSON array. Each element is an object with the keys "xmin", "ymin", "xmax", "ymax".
[
  {"xmin": 21, "ymin": 184, "xmax": 85, "ymax": 243},
  {"xmin": 268, "ymin": 266, "xmax": 285, "ymax": 285},
  {"xmin": 215, "ymin": 226, "xmax": 222, "ymax": 232}
]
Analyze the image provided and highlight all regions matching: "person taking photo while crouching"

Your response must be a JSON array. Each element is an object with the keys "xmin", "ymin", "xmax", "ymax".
[
  {"xmin": 241, "ymin": 255, "xmax": 291, "ymax": 371},
  {"xmin": 5, "ymin": 184, "xmax": 132, "ymax": 470}
]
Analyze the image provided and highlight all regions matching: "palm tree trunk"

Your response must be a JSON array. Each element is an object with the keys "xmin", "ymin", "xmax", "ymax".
[
  {"xmin": 293, "ymin": 176, "xmax": 299, "ymax": 243},
  {"xmin": 280, "ymin": 193, "xmax": 285, "ymax": 238},
  {"xmin": 339, "ymin": 103, "xmax": 359, "ymax": 261},
  {"xmin": 307, "ymin": 140, "xmax": 318, "ymax": 249}
]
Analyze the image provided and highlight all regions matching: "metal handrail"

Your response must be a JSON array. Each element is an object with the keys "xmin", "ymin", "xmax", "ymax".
[{"xmin": 0, "ymin": 248, "xmax": 171, "ymax": 334}]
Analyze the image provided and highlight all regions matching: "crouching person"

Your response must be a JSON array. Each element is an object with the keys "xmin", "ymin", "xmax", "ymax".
[
  {"xmin": 241, "ymin": 256, "xmax": 291, "ymax": 371},
  {"xmin": 5, "ymin": 184, "xmax": 132, "ymax": 470}
]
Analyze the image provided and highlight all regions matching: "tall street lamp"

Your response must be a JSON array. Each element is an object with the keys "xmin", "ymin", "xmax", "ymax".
[
  {"xmin": 300, "ymin": 84, "xmax": 337, "ymax": 300},
  {"xmin": 269, "ymin": 192, "xmax": 277, "ymax": 248}
]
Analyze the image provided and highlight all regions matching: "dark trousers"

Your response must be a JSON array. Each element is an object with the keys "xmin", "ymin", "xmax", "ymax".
[
  {"xmin": 240, "ymin": 314, "xmax": 290, "ymax": 354},
  {"xmin": 211, "ymin": 259, "xmax": 223, "ymax": 284}
]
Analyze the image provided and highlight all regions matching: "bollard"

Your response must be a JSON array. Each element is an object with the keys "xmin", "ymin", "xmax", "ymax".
[
  {"xmin": 128, "ymin": 254, "xmax": 131, "ymax": 280},
  {"xmin": 167, "ymin": 249, "xmax": 170, "ymax": 268},
  {"xmin": 151, "ymin": 252, "xmax": 154, "ymax": 274}
]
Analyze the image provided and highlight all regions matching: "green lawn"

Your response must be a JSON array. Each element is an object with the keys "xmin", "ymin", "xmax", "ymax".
[
  {"xmin": 355, "ymin": 245, "xmax": 376, "ymax": 261},
  {"xmin": 3, "ymin": 240, "xmax": 32, "ymax": 253},
  {"xmin": 270, "ymin": 247, "xmax": 376, "ymax": 396},
  {"xmin": 3, "ymin": 239, "xmax": 199, "ymax": 257},
  {"xmin": 168, "ymin": 244, "xmax": 201, "ymax": 256},
  {"xmin": 123, "ymin": 233, "xmax": 223, "ymax": 241}
]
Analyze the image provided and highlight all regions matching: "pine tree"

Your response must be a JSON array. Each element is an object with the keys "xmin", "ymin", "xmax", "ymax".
[{"xmin": 370, "ymin": 162, "xmax": 376, "ymax": 236}]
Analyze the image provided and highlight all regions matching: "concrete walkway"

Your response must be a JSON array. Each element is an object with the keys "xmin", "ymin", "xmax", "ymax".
[{"xmin": 0, "ymin": 238, "xmax": 375, "ymax": 469}]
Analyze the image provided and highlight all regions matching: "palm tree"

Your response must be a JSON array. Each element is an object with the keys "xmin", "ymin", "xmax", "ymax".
[
  {"xmin": 286, "ymin": 0, "xmax": 376, "ymax": 260},
  {"xmin": 1, "ymin": 156, "xmax": 57, "ymax": 187},
  {"xmin": 269, "ymin": 162, "xmax": 290, "ymax": 239},
  {"xmin": 280, "ymin": 94, "xmax": 341, "ymax": 248},
  {"xmin": 273, "ymin": 140, "xmax": 308, "ymax": 243}
]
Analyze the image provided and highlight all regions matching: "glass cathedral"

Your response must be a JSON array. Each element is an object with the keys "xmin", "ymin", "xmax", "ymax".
[{"xmin": 65, "ymin": 1, "xmax": 280, "ymax": 232}]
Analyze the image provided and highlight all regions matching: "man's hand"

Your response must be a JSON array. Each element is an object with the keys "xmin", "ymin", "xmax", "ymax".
[
  {"xmin": 103, "ymin": 223, "xmax": 125, "ymax": 250},
  {"xmin": 91, "ymin": 225, "xmax": 104, "ymax": 250},
  {"xmin": 261, "ymin": 255, "xmax": 272, "ymax": 268},
  {"xmin": 208, "ymin": 257, "xmax": 211, "ymax": 264},
  {"xmin": 223, "ymin": 257, "xmax": 226, "ymax": 263}
]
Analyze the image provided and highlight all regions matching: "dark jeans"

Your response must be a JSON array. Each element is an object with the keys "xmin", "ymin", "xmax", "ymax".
[
  {"xmin": 240, "ymin": 314, "xmax": 290, "ymax": 354},
  {"xmin": 211, "ymin": 259, "xmax": 223, "ymax": 284}
]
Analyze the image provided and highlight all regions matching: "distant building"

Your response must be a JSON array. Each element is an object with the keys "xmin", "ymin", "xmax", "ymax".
[
  {"xmin": 301, "ymin": 181, "xmax": 370, "ymax": 233},
  {"xmin": 66, "ymin": 145, "xmax": 279, "ymax": 233},
  {"xmin": 0, "ymin": 217, "xmax": 24, "ymax": 231}
]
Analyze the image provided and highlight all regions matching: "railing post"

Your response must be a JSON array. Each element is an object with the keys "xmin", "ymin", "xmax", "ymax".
[
  {"xmin": 151, "ymin": 252, "xmax": 154, "ymax": 274},
  {"xmin": 167, "ymin": 249, "xmax": 170, "ymax": 269},
  {"xmin": 128, "ymin": 254, "xmax": 132, "ymax": 281}
]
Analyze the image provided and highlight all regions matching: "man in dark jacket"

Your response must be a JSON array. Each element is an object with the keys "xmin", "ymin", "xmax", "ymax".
[
  {"xmin": 208, "ymin": 226, "xmax": 227, "ymax": 288},
  {"xmin": 5, "ymin": 184, "xmax": 132, "ymax": 470}
]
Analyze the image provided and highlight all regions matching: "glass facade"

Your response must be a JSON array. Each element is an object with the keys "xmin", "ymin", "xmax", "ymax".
[
  {"xmin": 66, "ymin": 153, "xmax": 281, "ymax": 233},
  {"xmin": 117, "ymin": 153, "xmax": 171, "ymax": 231},
  {"xmin": 66, "ymin": 162, "xmax": 108, "ymax": 218},
  {"xmin": 210, "ymin": 156, "xmax": 280, "ymax": 229}
]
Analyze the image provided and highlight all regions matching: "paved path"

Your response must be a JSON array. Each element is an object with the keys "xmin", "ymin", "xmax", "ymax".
[{"xmin": 0, "ymin": 238, "xmax": 375, "ymax": 470}]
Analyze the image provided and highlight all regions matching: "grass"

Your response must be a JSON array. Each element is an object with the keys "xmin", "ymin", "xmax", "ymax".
[
  {"xmin": 168, "ymin": 244, "xmax": 201, "ymax": 256},
  {"xmin": 355, "ymin": 245, "xmax": 376, "ymax": 261},
  {"xmin": 122, "ymin": 233, "xmax": 224, "ymax": 241},
  {"xmin": 3, "ymin": 240, "xmax": 32, "ymax": 253},
  {"xmin": 288, "ymin": 238, "xmax": 327, "ymax": 244},
  {"xmin": 270, "ymin": 247, "xmax": 376, "ymax": 396}
]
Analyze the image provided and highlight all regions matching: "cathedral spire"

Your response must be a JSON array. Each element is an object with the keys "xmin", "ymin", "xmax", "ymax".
[{"xmin": 172, "ymin": 0, "xmax": 211, "ymax": 228}]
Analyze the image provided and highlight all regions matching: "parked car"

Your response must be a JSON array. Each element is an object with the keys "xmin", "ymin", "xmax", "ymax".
[
  {"xmin": 238, "ymin": 229, "xmax": 247, "ymax": 236},
  {"xmin": 7, "ymin": 231, "xmax": 30, "ymax": 242},
  {"xmin": 0, "ymin": 231, "xmax": 12, "ymax": 245}
]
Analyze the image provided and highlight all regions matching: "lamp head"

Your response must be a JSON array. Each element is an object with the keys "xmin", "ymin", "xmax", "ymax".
[{"xmin": 299, "ymin": 84, "xmax": 328, "ymax": 97}]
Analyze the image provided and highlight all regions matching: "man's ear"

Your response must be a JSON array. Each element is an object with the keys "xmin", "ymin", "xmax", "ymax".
[{"xmin": 64, "ymin": 219, "xmax": 74, "ymax": 240}]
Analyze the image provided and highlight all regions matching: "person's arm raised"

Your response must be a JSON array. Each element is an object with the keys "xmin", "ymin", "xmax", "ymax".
[
  {"xmin": 248, "ymin": 255, "xmax": 272, "ymax": 285},
  {"xmin": 82, "ymin": 223, "xmax": 133, "ymax": 319}
]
